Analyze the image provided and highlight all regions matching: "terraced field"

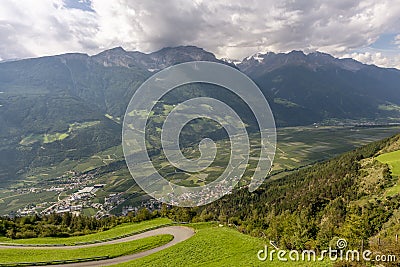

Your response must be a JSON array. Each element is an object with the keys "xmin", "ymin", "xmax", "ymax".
[
  {"xmin": 2, "ymin": 126, "xmax": 400, "ymax": 216},
  {"xmin": 152, "ymin": 126, "xmax": 400, "ymax": 187}
]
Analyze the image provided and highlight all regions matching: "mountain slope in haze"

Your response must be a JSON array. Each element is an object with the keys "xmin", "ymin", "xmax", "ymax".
[
  {"xmin": 0, "ymin": 46, "xmax": 231, "ymax": 184},
  {"xmin": 238, "ymin": 50, "xmax": 400, "ymax": 126},
  {"xmin": 0, "ymin": 46, "xmax": 400, "ymax": 184}
]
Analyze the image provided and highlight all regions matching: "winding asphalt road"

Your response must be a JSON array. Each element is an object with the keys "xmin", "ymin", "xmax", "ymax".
[{"xmin": 0, "ymin": 226, "xmax": 195, "ymax": 266}]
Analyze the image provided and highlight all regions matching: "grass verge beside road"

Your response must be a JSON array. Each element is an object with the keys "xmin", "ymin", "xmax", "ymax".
[
  {"xmin": 116, "ymin": 223, "xmax": 331, "ymax": 267},
  {"xmin": 0, "ymin": 234, "xmax": 172, "ymax": 264},
  {"xmin": 0, "ymin": 218, "xmax": 171, "ymax": 245}
]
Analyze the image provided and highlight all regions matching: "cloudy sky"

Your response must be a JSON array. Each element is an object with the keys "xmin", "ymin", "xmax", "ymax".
[{"xmin": 1, "ymin": 0, "xmax": 400, "ymax": 68}]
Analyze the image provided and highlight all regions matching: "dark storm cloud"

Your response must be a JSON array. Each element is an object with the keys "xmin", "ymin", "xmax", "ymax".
[{"xmin": 0, "ymin": 0, "xmax": 400, "ymax": 68}]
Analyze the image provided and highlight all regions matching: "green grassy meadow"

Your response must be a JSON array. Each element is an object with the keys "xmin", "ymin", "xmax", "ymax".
[
  {"xmin": 0, "ymin": 219, "xmax": 335, "ymax": 266},
  {"xmin": 377, "ymin": 149, "xmax": 400, "ymax": 176},
  {"xmin": 377, "ymin": 149, "xmax": 400, "ymax": 197},
  {"xmin": 116, "ymin": 223, "xmax": 331, "ymax": 267},
  {"xmin": 0, "ymin": 218, "xmax": 171, "ymax": 245},
  {"xmin": 0, "ymin": 235, "xmax": 172, "ymax": 264}
]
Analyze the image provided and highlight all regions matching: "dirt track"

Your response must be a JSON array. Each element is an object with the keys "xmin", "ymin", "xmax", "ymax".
[{"xmin": 0, "ymin": 226, "xmax": 195, "ymax": 266}]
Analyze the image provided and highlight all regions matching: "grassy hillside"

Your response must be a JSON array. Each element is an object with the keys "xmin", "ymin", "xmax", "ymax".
[
  {"xmin": 377, "ymin": 150, "xmax": 400, "ymax": 176},
  {"xmin": 165, "ymin": 133, "xmax": 400, "ymax": 265},
  {"xmin": 117, "ymin": 223, "xmax": 330, "ymax": 267},
  {"xmin": 1, "ymin": 124, "xmax": 400, "ymax": 266},
  {"xmin": 0, "ymin": 235, "xmax": 172, "ymax": 264},
  {"xmin": 0, "ymin": 218, "xmax": 171, "ymax": 245},
  {"xmin": 0, "ymin": 220, "xmax": 331, "ymax": 266}
]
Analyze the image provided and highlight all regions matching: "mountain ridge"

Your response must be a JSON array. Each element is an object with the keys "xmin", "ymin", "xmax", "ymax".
[
  {"xmin": 4, "ymin": 46, "xmax": 398, "ymax": 72},
  {"xmin": 0, "ymin": 45, "xmax": 400, "ymax": 183},
  {"xmin": 238, "ymin": 50, "xmax": 367, "ymax": 73}
]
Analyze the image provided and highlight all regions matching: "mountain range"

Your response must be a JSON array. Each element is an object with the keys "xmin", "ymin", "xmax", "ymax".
[{"xmin": 0, "ymin": 45, "xmax": 399, "ymax": 184}]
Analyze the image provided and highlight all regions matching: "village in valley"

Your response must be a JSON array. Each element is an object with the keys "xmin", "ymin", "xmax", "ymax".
[{"xmin": 7, "ymin": 170, "xmax": 161, "ymax": 219}]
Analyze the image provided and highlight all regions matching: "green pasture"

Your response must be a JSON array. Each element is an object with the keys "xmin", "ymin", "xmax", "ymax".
[
  {"xmin": 117, "ymin": 223, "xmax": 331, "ymax": 267},
  {"xmin": 0, "ymin": 235, "xmax": 172, "ymax": 264},
  {"xmin": 377, "ymin": 150, "xmax": 400, "ymax": 176},
  {"xmin": 0, "ymin": 218, "xmax": 171, "ymax": 245}
]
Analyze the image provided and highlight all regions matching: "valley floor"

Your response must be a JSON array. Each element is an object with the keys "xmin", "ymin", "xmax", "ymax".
[{"xmin": 1, "ymin": 125, "xmax": 400, "ymax": 217}]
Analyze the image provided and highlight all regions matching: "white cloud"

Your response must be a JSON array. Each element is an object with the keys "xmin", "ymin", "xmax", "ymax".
[
  {"xmin": 395, "ymin": 35, "xmax": 400, "ymax": 47},
  {"xmin": 343, "ymin": 51, "xmax": 400, "ymax": 69},
  {"xmin": 0, "ymin": 0, "xmax": 98, "ymax": 59},
  {"xmin": 0, "ymin": 0, "xmax": 400, "ymax": 68}
]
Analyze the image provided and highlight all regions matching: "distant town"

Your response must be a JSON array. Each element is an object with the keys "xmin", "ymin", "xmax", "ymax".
[{"xmin": 8, "ymin": 170, "xmax": 163, "ymax": 219}]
